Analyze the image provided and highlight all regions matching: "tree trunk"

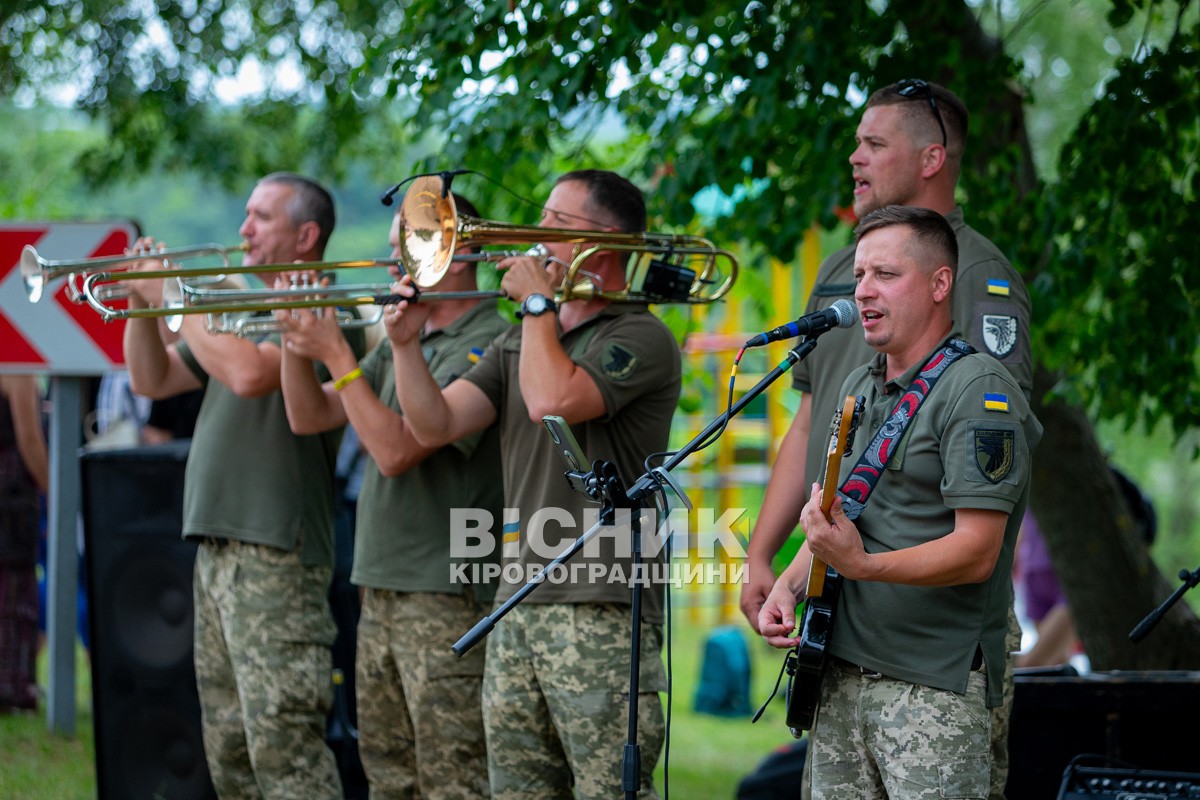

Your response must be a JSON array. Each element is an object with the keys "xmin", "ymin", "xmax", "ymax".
[
  {"xmin": 945, "ymin": 4, "xmax": 1200, "ymax": 670},
  {"xmin": 1029, "ymin": 365, "xmax": 1200, "ymax": 669}
]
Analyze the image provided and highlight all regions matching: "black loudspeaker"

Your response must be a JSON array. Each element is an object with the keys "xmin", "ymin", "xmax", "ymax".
[
  {"xmin": 83, "ymin": 440, "xmax": 369, "ymax": 799},
  {"xmin": 1007, "ymin": 669, "xmax": 1200, "ymax": 800},
  {"xmin": 81, "ymin": 440, "xmax": 216, "ymax": 800}
]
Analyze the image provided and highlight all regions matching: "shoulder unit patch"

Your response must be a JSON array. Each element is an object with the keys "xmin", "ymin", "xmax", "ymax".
[
  {"xmin": 974, "ymin": 429, "xmax": 1015, "ymax": 484},
  {"xmin": 982, "ymin": 314, "xmax": 1017, "ymax": 358},
  {"xmin": 602, "ymin": 342, "xmax": 639, "ymax": 380}
]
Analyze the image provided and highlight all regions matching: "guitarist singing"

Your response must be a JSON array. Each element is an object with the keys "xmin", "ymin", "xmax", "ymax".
[{"xmin": 758, "ymin": 206, "xmax": 1042, "ymax": 800}]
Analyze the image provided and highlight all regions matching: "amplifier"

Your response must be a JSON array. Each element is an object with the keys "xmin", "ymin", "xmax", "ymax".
[
  {"xmin": 1059, "ymin": 766, "xmax": 1200, "ymax": 799},
  {"xmin": 1009, "ymin": 671, "xmax": 1200, "ymax": 798}
]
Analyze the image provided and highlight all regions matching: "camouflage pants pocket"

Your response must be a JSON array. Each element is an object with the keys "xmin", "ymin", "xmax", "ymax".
[
  {"xmin": 357, "ymin": 589, "xmax": 490, "ymax": 800},
  {"xmin": 484, "ymin": 603, "xmax": 664, "ymax": 800},
  {"xmin": 813, "ymin": 666, "xmax": 990, "ymax": 800}
]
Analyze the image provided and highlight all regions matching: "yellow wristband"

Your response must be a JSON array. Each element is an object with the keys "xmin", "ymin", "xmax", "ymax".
[{"xmin": 333, "ymin": 367, "xmax": 364, "ymax": 392}]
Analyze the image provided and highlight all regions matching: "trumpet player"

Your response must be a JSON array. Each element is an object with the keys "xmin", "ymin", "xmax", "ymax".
[
  {"xmin": 274, "ymin": 193, "xmax": 510, "ymax": 799},
  {"xmin": 122, "ymin": 172, "xmax": 365, "ymax": 800}
]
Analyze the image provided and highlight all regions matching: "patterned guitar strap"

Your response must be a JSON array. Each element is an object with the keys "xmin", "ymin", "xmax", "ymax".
[{"xmin": 837, "ymin": 338, "xmax": 975, "ymax": 519}]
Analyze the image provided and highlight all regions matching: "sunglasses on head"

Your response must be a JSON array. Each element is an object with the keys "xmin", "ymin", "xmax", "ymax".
[{"xmin": 896, "ymin": 79, "xmax": 947, "ymax": 148}]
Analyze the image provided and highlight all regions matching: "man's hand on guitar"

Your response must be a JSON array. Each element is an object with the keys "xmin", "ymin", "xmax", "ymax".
[
  {"xmin": 758, "ymin": 545, "xmax": 813, "ymax": 650},
  {"xmin": 799, "ymin": 482, "xmax": 868, "ymax": 580},
  {"xmin": 758, "ymin": 577, "xmax": 804, "ymax": 649}
]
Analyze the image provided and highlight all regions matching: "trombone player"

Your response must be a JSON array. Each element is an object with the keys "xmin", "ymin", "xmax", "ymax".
[
  {"xmin": 121, "ymin": 172, "xmax": 365, "ymax": 799},
  {"xmin": 385, "ymin": 169, "xmax": 679, "ymax": 800},
  {"xmin": 273, "ymin": 193, "xmax": 510, "ymax": 798}
]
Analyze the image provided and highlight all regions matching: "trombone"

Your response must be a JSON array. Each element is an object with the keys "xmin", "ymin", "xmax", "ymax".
[
  {"xmin": 159, "ymin": 257, "xmax": 528, "ymax": 337},
  {"xmin": 79, "ymin": 250, "xmax": 536, "ymax": 336},
  {"xmin": 19, "ymin": 242, "xmax": 246, "ymax": 303},
  {"xmin": 397, "ymin": 174, "xmax": 738, "ymax": 304}
]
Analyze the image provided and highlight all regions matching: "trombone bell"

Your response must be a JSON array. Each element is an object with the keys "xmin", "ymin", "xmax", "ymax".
[{"xmin": 399, "ymin": 181, "xmax": 458, "ymax": 289}]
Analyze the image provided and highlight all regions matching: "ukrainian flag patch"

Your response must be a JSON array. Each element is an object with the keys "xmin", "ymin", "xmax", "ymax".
[
  {"xmin": 984, "ymin": 392, "xmax": 1010, "ymax": 412},
  {"xmin": 987, "ymin": 279, "xmax": 1011, "ymax": 297},
  {"xmin": 468, "ymin": 347, "xmax": 484, "ymax": 363},
  {"xmin": 501, "ymin": 521, "xmax": 520, "ymax": 544}
]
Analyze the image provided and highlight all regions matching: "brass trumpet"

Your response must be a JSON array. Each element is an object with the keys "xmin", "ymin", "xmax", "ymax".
[
  {"xmin": 78, "ymin": 252, "xmax": 528, "ymax": 325},
  {"xmin": 165, "ymin": 272, "xmax": 384, "ymax": 337}
]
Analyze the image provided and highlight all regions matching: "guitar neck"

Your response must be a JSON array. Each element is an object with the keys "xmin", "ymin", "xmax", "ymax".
[
  {"xmin": 805, "ymin": 395, "xmax": 858, "ymax": 600},
  {"xmin": 806, "ymin": 553, "xmax": 831, "ymax": 599}
]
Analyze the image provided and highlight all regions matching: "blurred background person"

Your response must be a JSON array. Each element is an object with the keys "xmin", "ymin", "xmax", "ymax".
[
  {"xmin": 1014, "ymin": 467, "xmax": 1156, "ymax": 670},
  {"xmin": 1013, "ymin": 510, "xmax": 1080, "ymax": 669},
  {"xmin": 0, "ymin": 374, "xmax": 49, "ymax": 713}
]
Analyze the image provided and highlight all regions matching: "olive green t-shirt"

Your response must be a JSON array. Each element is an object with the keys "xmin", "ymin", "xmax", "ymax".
[
  {"xmin": 461, "ymin": 304, "xmax": 682, "ymax": 623},
  {"xmin": 177, "ymin": 320, "xmax": 366, "ymax": 567},
  {"xmin": 824, "ymin": 338, "xmax": 1042, "ymax": 708},
  {"xmin": 792, "ymin": 207, "xmax": 1032, "ymax": 488},
  {"xmin": 351, "ymin": 300, "xmax": 511, "ymax": 598}
]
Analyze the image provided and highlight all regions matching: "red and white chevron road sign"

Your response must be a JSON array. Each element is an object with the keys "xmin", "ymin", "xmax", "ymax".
[{"xmin": 1, "ymin": 221, "xmax": 141, "ymax": 375}]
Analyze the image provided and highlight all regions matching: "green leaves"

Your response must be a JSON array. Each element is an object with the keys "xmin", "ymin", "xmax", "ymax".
[
  {"xmin": 2, "ymin": 0, "xmax": 1197, "ymax": 435},
  {"xmin": 1023, "ymin": 33, "xmax": 1200, "ymax": 435}
]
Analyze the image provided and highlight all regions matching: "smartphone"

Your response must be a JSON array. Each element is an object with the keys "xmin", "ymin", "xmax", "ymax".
[{"xmin": 542, "ymin": 415, "xmax": 594, "ymax": 496}]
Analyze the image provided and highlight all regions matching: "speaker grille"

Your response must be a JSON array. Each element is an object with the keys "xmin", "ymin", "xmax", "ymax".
[{"xmin": 108, "ymin": 552, "xmax": 194, "ymax": 671}]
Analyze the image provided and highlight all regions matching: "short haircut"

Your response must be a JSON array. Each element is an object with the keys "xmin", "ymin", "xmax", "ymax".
[
  {"xmin": 451, "ymin": 192, "xmax": 480, "ymax": 220},
  {"xmin": 866, "ymin": 81, "xmax": 969, "ymax": 158},
  {"xmin": 554, "ymin": 169, "xmax": 647, "ymax": 233},
  {"xmin": 854, "ymin": 205, "xmax": 958, "ymax": 277},
  {"xmin": 258, "ymin": 172, "xmax": 337, "ymax": 254}
]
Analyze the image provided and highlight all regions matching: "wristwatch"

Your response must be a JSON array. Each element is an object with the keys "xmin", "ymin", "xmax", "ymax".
[{"xmin": 519, "ymin": 293, "xmax": 555, "ymax": 319}]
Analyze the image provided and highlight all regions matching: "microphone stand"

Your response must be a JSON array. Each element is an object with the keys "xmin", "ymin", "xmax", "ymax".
[
  {"xmin": 1128, "ymin": 566, "xmax": 1200, "ymax": 643},
  {"xmin": 452, "ymin": 338, "xmax": 819, "ymax": 800}
]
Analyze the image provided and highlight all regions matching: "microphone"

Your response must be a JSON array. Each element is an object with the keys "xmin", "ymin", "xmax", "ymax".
[
  {"xmin": 381, "ymin": 169, "xmax": 474, "ymax": 206},
  {"xmin": 379, "ymin": 181, "xmax": 406, "ymax": 206},
  {"xmin": 744, "ymin": 299, "xmax": 857, "ymax": 347}
]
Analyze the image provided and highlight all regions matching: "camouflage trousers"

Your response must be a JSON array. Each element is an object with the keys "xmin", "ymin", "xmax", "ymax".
[
  {"xmin": 193, "ymin": 540, "xmax": 342, "ymax": 800},
  {"xmin": 355, "ymin": 588, "xmax": 490, "ymax": 799},
  {"xmin": 483, "ymin": 602, "xmax": 666, "ymax": 800},
  {"xmin": 800, "ymin": 604, "xmax": 1020, "ymax": 800},
  {"xmin": 809, "ymin": 660, "xmax": 991, "ymax": 800}
]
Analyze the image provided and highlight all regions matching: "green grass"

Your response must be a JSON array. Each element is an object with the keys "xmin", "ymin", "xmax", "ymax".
[
  {"xmin": 0, "ymin": 643, "xmax": 96, "ymax": 800},
  {"xmin": 0, "ymin": 611, "xmax": 791, "ymax": 800},
  {"xmin": 656, "ymin": 596, "xmax": 805, "ymax": 798}
]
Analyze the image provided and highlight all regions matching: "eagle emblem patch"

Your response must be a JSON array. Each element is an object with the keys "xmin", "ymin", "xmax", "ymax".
[
  {"xmin": 982, "ymin": 314, "xmax": 1017, "ymax": 358},
  {"xmin": 602, "ymin": 343, "xmax": 638, "ymax": 380},
  {"xmin": 974, "ymin": 429, "xmax": 1015, "ymax": 484}
]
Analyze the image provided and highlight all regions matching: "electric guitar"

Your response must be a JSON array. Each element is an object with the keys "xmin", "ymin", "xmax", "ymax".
[{"xmin": 784, "ymin": 394, "xmax": 864, "ymax": 736}]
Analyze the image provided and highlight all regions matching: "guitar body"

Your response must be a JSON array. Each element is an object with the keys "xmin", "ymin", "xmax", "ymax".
[
  {"xmin": 786, "ymin": 565, "xmax": 842, "ymax": 735},
  {"xmin": 783, "ymin": 395, "xmax": 862, "ymax": 737}
]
